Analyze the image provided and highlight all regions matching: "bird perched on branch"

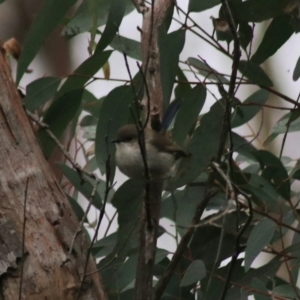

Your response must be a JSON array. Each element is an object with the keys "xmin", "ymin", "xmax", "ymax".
[
  {"xmin": 112, "ymin": 124, "xmax": 187, "ymax": 180},
  {"xmin": 112, "ymin": 98, "xmax": 188, "ymax": 180}
]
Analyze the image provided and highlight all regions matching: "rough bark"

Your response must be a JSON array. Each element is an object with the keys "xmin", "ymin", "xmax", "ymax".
[
  {"xmin": 0, "ymin": 49, "xmax": 106, "ymax": 299},
  {"xmin": 134, "ymin": 1, "xmax": 173, "ymax": 299}
]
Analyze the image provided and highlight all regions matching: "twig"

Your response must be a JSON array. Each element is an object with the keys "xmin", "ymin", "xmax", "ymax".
[
  {"xmin": 19, "ymin": 177, "xmax": 29, "ymax": 300},
  {"xmin": 76, "ymin": 138, "xmax": 114, "ymax": 299},
  {"xmin": 26, "ymin": 109, "xmax": 98, "ymax": 181},
  {"xmin": 154, "ymin": 189, "xmax": 219, "ymax": 299},
  {"xmin": 68, "ymin": 179, "xmax": 100, "ymax": 256}
]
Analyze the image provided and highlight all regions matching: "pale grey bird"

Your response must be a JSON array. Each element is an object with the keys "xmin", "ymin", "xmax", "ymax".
[{"xmin": 112, "ymin": 124, "xmax": 187, "ymax": 180}]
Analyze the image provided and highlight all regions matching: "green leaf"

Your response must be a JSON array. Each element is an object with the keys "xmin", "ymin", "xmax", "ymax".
[
  {"xmin": 58, "ymin": 50, "xmax": 112, "ymax": 96},
  {"xmin": 95, "ymin": 0, "xmax": 127, "ymax": 54},
  {"xmin": 110, "ymin": 35, "xmax": 141, "ymax": 60},
  {"xmin": 98, "ymin": 180, "xmax": 143, "ymax": 273},
  {"xmin": 232, "ymin": 89, "xmax": 269, "ymax": 128},
  {"xmin": 17, "ymin": 0, "xmax": 77, "ymax": 84},
  {"xmin": 225, "ymin": 257, "xmax": 281, "ymax": 298},
  {"xmin": 23, "ymin": 77, "xmax": 61, "ymax": 111},
  {"xmin": 190, "ymin": 224, "xmax": 239, "ymax": 267},
  {"xmin": 172, "ymin": 85, "xmax": 206, "ymax": 146},
  {"xmin": 251, "ymin": 278, "xmax": 271, "ymax": 300},
  {"xmin": 273, "ymin": 284, "xmax": 300, "ymax": 299},
  {"xmin": 181, "ymin": 260, "xmax": 206, "ymax": 287},
  {"xmin": 231, "ymin": 132, "xmax": 257, "ymax": 161},
  {"xmin": 187, "ymin": 57, "xmax": 229, "ymax": 83},
  {"xmin": 188, "ymin": 0, "xmax": 220, "ymax": 12},
  {"xmin": 293, "ymin": 56, "xmax": 300, "ymax": 81},
  {"xmin": 271, "ymin": 111, "xmax": 300, "ymax": 134},
  {"xmin": 251, "ymin": 15, "xmax": 294, "ymax": 65},
  {"xmin": 37, "ymin": 88, "xmax": 83, "ymax": 158},
  {"xmin": 95, "ymin": 86, "xmax": 134, "ymax": 175},
  {"xmin": 66, "ymin": 194, "xmax": 87, "ymax": 222},
  {"xmin": 239, "ymin": 173, "xmax": 280, "ymax": 205},
  {"xmin": 159, "ymin": 29, "xmax": 185, "ymax": 110},
  {"xmin": 254, "ymin": 150, "xmax": 290, "ymax": 200},
  {"xmin": 239, "ymin": 22, "xmax": 253, "ymax": 50},
  {"xmin": 170, "ymin": 100, "xmax": 224, "ymax": 188},
  {"xmin": 92, "ymin": 232, "xmax": 118, "ymax": 258},
  {"xmin": 232, "ymin": 0, "xmax": 289, "ymax": 22},
  {"xmin": 244, "ymin": 218, "xmax": 276, "ymax": 271},
  {"xmin": 238, "ymin": 60, "xmax": 273, "ymax": 87},
  {"xmin": 62, "ymin": 0, "xmax": 134, "ymax": 38},
  {"xmin": 175, "ymin": 67, "xmax": 192, "ymax": 99},
  {"xmin": 161, "ymin": 186, "xmax": 206, "ymax": 236},
  {"xmin": 63, "ymin": 0, "xmax": 110, "ymax": 38},
  {"xmin": 58, "ymin": 164, "xmax": 103, "ymax": 209}
]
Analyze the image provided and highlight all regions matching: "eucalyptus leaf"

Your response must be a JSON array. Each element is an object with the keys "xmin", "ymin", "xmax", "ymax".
[
  {"xmin": 159, "ymin": 28, "xmax": 185, "ymax": 110},
  {"xmin": 180, "ymin": 260, "xmax": 206, "ymax": 287},
  {"xmin": 187, "ymin": 57, "xmax": 229, "ymax": 83},
  {"xmin": 110, "ymin": 35, "xmax": 141, "ymax": 61},
  {"xmin": 251, "ymin": 278, "xmax": 271, "ymax": 300},
  {"xmin": 17, "ymin": 0, "xmax": 77, "ymax": 84},
  {"xmin": 251, "ymin": 15, "xmax": 294, "ymax": 65},
  {"xmin": 24, "ymin": 77, "xmax": 61, "ymax": 111},
  {"xmin": 273, "ymin": 284, "xmax": 300, "ymax": 299},
  {"xmin": 293, "ymin": 56, "xmax": 300, "ymax": 81},
  {"xmin": 95, "ymin": 85, "xmax": 134, "ymax": 176},
  {"xmin": 169, "ymin": 100, "xmax": 224, "ymax": 188},
  {"xmin": 66, "ymin": 194, "xmax": 87, "ymax": 222},
  {"xmin": 241, "ymin": 173, "xmax": 280, "ymax": 205},
  {"xmin": 95, "ymin": 0, "xmax": 127, "ymax": 54},
  {"xmin": 232, "ymin": 0, "xmax": 289, "ymax": 22},
  {"xmin": 58, "ymin": 164, "xmax": 103, "ymax": 209},
  {"xmin": 238, "ymin": 60, "xmax": 273, "ymax": 87},
  {"xmin": 254, "ymin": 150, "xmax": 290, "ymax": 200},
  {"xmin": 188, "ymin": 0, "xmax": 221, "ymax": 12},
  {"xmin": 231, "ymin": 89, "xmax": 269, "ymax": 128},
  {"xmin": 37, "ymin": 88, "xmax": 83, "ymax": 158},
  {"xmin": 270, "ymin": 111, "xmax": 300, "ymax": 134},
  {"xmin": 57, "ymin": 50, "xmax": 112, "ymax": 96},
  {"xmin": 244, "ymin": 218, "xmax": 276, "ymax": 271},
  {"xmin": 172, "ymin": 85, "xmax": 206, "ymax": 146}
]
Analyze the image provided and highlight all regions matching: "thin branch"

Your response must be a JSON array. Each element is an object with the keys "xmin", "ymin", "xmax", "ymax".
[
  {"xmin": 76, "ymin": 137, "xmax": 114, "ymax": 299},
  {"xmin": 19, "ymin": 177, "xmax": 29, "ymax": 300},
  {"xmin": 154, "ymin": 189, "xmax": 219, "ymax": 299}
]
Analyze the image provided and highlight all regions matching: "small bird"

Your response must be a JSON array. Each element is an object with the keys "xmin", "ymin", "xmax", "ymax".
[{"xmin": 112, "ymin": 124, "xmax": 187, "ymax": 180}]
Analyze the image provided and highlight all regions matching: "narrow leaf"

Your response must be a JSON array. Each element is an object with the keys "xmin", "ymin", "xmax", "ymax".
[
  {"xmin": 172, "ymin": 85, "xmax": 206, "ymax": 145},
  {"xmin": 24, "ymin": 77, "xmax": 61, "ymax": 111},
  {"xmin": 239, "ymin": 60, "xmax": 273, "ymax": 87},
  {"xmin": 232, "ymin": 0, "xmax": 288, "ymax": 22},
  {"xmin": 188, "ymin": 0, "xmax": 220, "ymax": 12},
  {"xmin": 37, "ymin": 89, "xmax": 83, "ymax": 158},
  {"xmin": 95, "ymin": 86, "xmax": 134, "ymax": 175},
  {"xmin": 181, "ymin": 260, "xmax": 206, "ymax": 287},
  {"xmin": 95, "ymin": 0, "xmax": 127, "ymax": 54},
  {"xmin": 159, "ymin": 29, "xmax": 185, "ymax": 110},
  {"xmin": 170, "ymin": 100, "xmax": 224, "ymax": 188},
  {"xmin": 232, "ymin": 89, "xmax": 269, "ymax": 128},
  {"xmin": 58, "ymin": 50, "xmax": 112, "ymax": 96},
  {"xmin": 188, "ymin": 57, "xmax": 229, "ymax": 83},
  {"xmin": 251, "ymin": 15, "xmax": 294, "ymax": 65},
  {"xmin": 110, "ymin": 35, "xmax": 141, "ymax": 60},
  {"xmin": 58, "ymin": 164, "xmax": 103, "ymax": 209},
  {"xmin": 17, "ymin": 0, "xmax": 77, "ymax": 83},
  {"xmin": 244, "ymin": 218, "xmax": 276, "ymax": 271},
  {"xmin": 293, "ymin": 56, "xmax": 300, "ymax": 81}
]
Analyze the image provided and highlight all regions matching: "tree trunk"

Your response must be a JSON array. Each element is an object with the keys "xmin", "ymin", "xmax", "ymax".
[{"xmin": 0, "ymin": 50, "xmax": 106, "ymax": 299}]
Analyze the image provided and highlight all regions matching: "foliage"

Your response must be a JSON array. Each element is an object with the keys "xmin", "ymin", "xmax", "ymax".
[{"xmin": 10, "ymin": 0, "xmax": 300, "ymax": 299}]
